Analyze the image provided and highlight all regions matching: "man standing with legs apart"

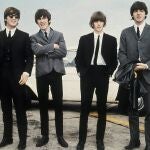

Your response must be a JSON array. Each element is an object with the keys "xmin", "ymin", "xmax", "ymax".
[
  {"xmin": 118, "ymin": 1, "xmax": 150, "ymax": 150},
  {"xmin": 30, "ymin": 9, "xmax": 68, "ymax": 148},
  {"xmin": 0, "ymin": 7, "xmax": 33, "ymax": 150},
  {"xmin": 75, "ymin": 11, "xmax": 117, "ymax": 150}
]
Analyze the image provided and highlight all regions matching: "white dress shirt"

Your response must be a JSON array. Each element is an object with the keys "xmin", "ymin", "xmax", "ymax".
[
  {"xmin": 134, "ymin": 21, "xmax": 146, "ymax": 36},
  {"xmin": 41, "ymin": 27, "xmax": 50, "ymax": 38},
  {"xmin": 91, "ymin": 32, "xmax": 106, "ymax": 65},
  {"xmin": 6, "ymin": 27, "xmax": 16, "ymax": 37}
]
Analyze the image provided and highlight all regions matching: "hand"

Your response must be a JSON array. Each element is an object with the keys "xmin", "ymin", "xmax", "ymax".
[
  {"xmin": 54, "ymin": 44, "xmax": 59, "ymax": 49},
  {"xmin": 19, "ymin": 72, "xmax": 29, "ymax": 85},
  {"xmin": 134, "ymin": 63, "xmax": 148, "ymax": 71}
]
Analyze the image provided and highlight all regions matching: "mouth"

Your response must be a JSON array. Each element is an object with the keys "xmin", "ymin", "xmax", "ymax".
[
  {"xmin": 11, "ymin": 21, "xmax": 17, "ymax": 24},
  {"xmin": 97, "ymin": 27, "xmax": 102, "ymax": 29},
  {"xmin": 40, "ymin": 24, "xmax": 45, "ymax": 27}
]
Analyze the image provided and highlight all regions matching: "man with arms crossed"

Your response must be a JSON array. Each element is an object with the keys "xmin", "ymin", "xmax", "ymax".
[
  {"xmin": 118, "ymin": 1, "xmax": 150, "ymax": 150},
  {"xmin": 30, "ymin": 9, "xmax": 68, "ymax": 148},
  {"xmin": 75, "ymin": 11, "xmax": 117, "ymax": 150}
]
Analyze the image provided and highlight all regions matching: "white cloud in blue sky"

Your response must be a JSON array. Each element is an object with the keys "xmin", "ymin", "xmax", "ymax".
[{"xmin": 0, "ymin": 0, "xmax": 150, "ymax": 49}]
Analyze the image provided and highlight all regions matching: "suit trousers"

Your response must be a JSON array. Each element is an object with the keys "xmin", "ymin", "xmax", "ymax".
[
  {"xmin": 0, "ymin": 67, "xmax": 27, "ymax": 142},
  {"xmin": 79, "ymin": 66, "xmax": 109, "ymax": 143},
  {"xmin": 36, "ymin": 70, "xmax": 63, "ymax": 137},
  {"xmin": 128, "ymin": 78, "xmax": 150, "ymax": 147}
]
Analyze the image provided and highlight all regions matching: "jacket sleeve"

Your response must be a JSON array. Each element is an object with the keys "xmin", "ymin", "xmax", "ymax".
[
  {"xmin": 118, "ymin": 30, "xmax": 130, "ymax": 66},
  {"xmin": 30, "ymin": 33, "xmax": 67, "ymax": 58},
  {"xmin": 30, "ymin": 35, "xmax": 54, "ymax": 56},
  {"xmin": 48, "ymin": 33, "xmax": 67, "ymax": 58},
  {"xmin": 75, "ymin": 36, "xmax": 84, "ymax": 73},
  {"xmin": 109, "ymin": 37, "xmax": 118, "ymax": 75},
  {"xmin": 24, "ymin": 33, "xmax": 34, "ymax": 76}
]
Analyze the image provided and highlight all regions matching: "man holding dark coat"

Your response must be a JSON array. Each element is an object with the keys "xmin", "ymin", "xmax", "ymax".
[{"xmin": 118, "ymin": 1, "xmax": 150, "ymax": 150}]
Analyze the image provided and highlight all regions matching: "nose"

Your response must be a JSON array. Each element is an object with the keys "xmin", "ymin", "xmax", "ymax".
[
  {"xmin": 39, "ymin": 18, "xmax": 45, "ymax": 22},
  {"xmin": 137, "ymin": 10, "xmax": 142, "ymax": 14}
]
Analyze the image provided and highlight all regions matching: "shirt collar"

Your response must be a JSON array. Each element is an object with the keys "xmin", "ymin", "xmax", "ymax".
[
  {"xmin": 94, "ymin": 31, "xmax": 104, "ymax": 39},
  {"xmin": 134, "ymin": 21, "xmax": 146, "ymax": 34},
  {"xmin": 41, "ymin": 27, "xmax": 50, "ymax": 36},
  {"xmin": 5, "ymin": 27, "xmax": 17, "ymax": 37}
]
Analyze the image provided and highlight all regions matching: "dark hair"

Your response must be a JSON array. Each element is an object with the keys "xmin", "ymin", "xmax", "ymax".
[
  {"xmin": 130, "ymin": 1, "xmax": 148, "ymax": 18},
  {"xmin": 89, "ymin": 11, "xmax": 106, "ymax": 28},
  {"xmin": 4, "ymin": 7, "xmax": 20, "ymax": 25},
  {"xmin": 35, "ymin": 9, "xmax": 51, "ymax": 24}
]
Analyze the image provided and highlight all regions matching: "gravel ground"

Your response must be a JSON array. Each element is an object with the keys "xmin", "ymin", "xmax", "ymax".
[{"xmin": 0, "ymin": 108, "xmax": 146, "ymax": 150}]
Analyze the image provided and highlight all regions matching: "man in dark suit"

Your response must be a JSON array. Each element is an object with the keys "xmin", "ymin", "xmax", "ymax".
[
  {"xmin": 0, "ymin": 7, "xmax": 33, "ymax": 150},
  {"xmin": 75, "ymin": 11, "xmax": 117, "ymax": 150},
  {"xmin": 30, "ymin": 9, "xmax": 68, "ymax": 148},
  {"xmin": 118, "ymin": 1, "xmax": 150, "ymax": 150}
]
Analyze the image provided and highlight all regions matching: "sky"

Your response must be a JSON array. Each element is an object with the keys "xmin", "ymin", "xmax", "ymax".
[{"xmin": 0, "ymin": 0, "xmax": 150, "ymax": 49}]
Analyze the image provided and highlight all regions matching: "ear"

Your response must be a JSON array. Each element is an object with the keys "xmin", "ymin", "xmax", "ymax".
[{"xmin": 92, "ymin": 23, "xmax": 94, "ymax": 28}]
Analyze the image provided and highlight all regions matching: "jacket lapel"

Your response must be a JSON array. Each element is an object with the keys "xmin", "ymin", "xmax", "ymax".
[
  {"xmin": 48, "ymin": 28, "xmax": 54, "ymax": 41},
  {"xmin": 39, "ymin": 30, "xmax": 47, "ymax": 42},
  {"xmin": 39, "ymin": 27, "xmax": 54, "ymax": 43},
  {"xmin": 11, "ymin": 29, "xmax": 21, "ymax": 48},
  {"xmin": 88, "ymin": 33, "xmax": 94, "ymax": 62},
  {"xmin": 130, "ymin": 26, "xmax": 139, "ymax": 40},
  {"xmin": 140, "ymin": 23, "xmax": 149, "ymax": 39},
  {"xmin": 101, "ymin": 33, "xmax": 105, "ymax": 57}
]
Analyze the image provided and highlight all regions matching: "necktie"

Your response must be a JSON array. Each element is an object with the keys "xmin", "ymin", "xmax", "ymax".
[
  {"xmin": 137, "ymin": 27, "xmax": 140, "ymax": 39},
  {"xmin": 93, "ymin": 35, "xmax": 100, "ymax": 65},
  {"xmin": 44, "ymin": 31, "xmax": 48, "ymax": 39},
  {"xmin": 137, "ymin": 27, "xmax": 141, "ymax": 61},
  {"xmin": 8, "ymin": 31, "xmax": 11, "ymax": 38}
]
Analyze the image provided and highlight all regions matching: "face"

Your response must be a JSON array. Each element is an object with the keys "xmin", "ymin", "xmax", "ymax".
[
  {"xmin": 37, "ymin": 16, "xmax": 50, "ymax": 30},
  {"xmin": 132, "ymin": 9, "xmax": 146, "ymax": 25},
  {"xmin": 93, "ymin": 20, "xmax": 104, "ymax": 34},
  {"xmin": 6, "ymin": 14, "xmax": 19, "ymax": 29}
]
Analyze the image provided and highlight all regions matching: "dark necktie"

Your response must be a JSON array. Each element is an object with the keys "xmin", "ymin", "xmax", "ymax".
[
  {"xmin": 137, "ymin": 27, "xmax": 140, "ymax": 39},
  {"xmin": 137, "ymin": 27, "xmax": 141, "ymax": 61},
  {"xmin": 8, "ymin": 31, "xmax": 11, "ymax": 38},
  {"xmin": 44, "ymin": 31, "xmax": 48, "ymax": 39},
  {"xmin": 93, "ymin": 35, "xmax": 100, "ymax": 65}
]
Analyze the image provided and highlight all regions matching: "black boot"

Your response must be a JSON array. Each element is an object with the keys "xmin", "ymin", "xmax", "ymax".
[
  {"xmin": 96, "ymin": 116, "xmax": 106, "ymax": 150},
  {"xmin": 57, "ymin": 136, "xmax": 68, "ymax": 147},
  {"xmin": 36, "ymin": 136, "xmax": 49, "ymax": 147},
  {"xmin": 0, "ymin": 117, "xmax": 13, "ymax": 148},
  {"xmin": 97, "ymin": 140, "xmax": 105, "ymax": 150},
  {"xmin": 55, "ymin": 109, "xmax": 68, "ymax": 147},
  {"xmin": 76, "ymin": 141, "xmax": 85, "ymax": 150},
  {"xmin": 125, "ymin": 140, "xmax": 140, "ymax": 149},
  {"xmin": 17, "ymin": 140, "xmax": 26, "ymax": 150},
  {"xmin": 0, "ymin": 137, "xmax": 13, "ymax": 147}
]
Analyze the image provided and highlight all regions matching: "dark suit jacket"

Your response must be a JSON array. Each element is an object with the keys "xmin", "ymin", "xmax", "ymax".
[
  {"xmin": 75, "ymin": 32, "xmax": 118, "ymax": 76},
  {"xmin": 0, "ymin": 29, "xmax": 33, "ymax": 79},
  {"xmin": 118, "ymin": 24, "xmax": 150, "ymax": 84}
]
